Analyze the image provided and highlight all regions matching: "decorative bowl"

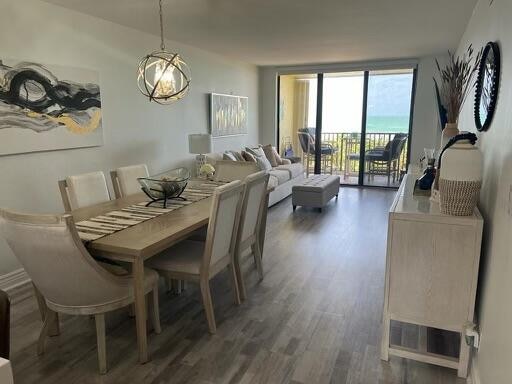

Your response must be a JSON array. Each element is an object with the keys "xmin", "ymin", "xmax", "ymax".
[{"xmin": 138, "ymin": 167, "xmax": 190, "ymax": 207}]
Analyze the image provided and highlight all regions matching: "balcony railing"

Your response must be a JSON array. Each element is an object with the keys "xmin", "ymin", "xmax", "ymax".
[{"xmin": 301, "ymin": 132, "xmax": 409, "ymax": 183}]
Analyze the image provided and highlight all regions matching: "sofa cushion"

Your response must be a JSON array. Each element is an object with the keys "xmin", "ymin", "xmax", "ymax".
[
  {"xmin": 268, "ymin": 169, "xmax": 291, "ymax": 185},
  {"xmin": 276, "ymin": 163, "xmax": 304, "ymax": 179},
  {"xmin": 261, "ymin": 144, "xmax": 278, "ymax": 167},
  {"xmin": 228, "ymin": 150, "xmax": 245, "ymax": 162},
  {"xmin": 246, "ymin": 147, "xmax": 272, "ymax": 171},
  {"xmin": 241, "ymin": 150, "xmax": 256, "ymax": 162},
  {"xmin": 223, "ymin": 152, "xmax": 237, "ymax": 161},
  {"xmin": 272, "ymin": 146, "xmax": 283, "ymax": 165}
]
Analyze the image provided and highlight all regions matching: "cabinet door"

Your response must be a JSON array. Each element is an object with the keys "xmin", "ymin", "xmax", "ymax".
[{"xmin": 388, "ymin": 219, "xmax": 475, "ymax": 329}]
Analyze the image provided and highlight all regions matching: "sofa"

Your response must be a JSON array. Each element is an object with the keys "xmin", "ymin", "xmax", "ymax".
[{"xmin": 205, "ymin": 150, "xmax": 304, "ymax": 206}]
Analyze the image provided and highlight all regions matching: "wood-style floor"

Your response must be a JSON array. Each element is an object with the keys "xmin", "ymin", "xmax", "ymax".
[{"xmin": 8, "ymin": 187, "xmax": 465, "ymax": 384}]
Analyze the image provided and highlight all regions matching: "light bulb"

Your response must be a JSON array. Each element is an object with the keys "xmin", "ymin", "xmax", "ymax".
[{"xmin": 154, "ymin": 59, "xmax": 176, "ymax": 97}]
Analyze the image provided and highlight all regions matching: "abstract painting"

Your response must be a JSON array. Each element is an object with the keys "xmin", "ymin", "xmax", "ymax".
[
  {"xmin": 0, "ymin": 59, "xmax": 103, "ymax": 156},
  {"xmin": 210, "ymin": 93, "xmax": 248, "ymax": 137}
]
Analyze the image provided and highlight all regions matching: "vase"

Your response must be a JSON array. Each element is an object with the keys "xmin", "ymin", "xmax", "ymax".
[
  {"xmin": 439, "ymin": 138, "xmax": 482, "ymax": 216},
  {"xmin": 441, "ymin": 123, "xmax": 460, "ymax": 149},
  {"xmin": 432, "ymin": 123, "xmax": 460, "ymax": 202}
]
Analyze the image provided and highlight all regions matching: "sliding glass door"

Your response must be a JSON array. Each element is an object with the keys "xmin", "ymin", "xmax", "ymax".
[
  {"xmin": 322, "ymin": 72, "xmax": 365, "ymax": 185},
  {"xmin": 277, "ymin": 67, "xmax": 416, "ymax": 188},
  {"xmin": 363, "ymin": 69, "xmax": 415, "ymax": 186}
]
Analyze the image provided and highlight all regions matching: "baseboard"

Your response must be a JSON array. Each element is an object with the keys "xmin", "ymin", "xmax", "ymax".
[
  {"xmin": 0, "ymin": 268, "xmax": 31, "ymax": 292},
  {"xmin": 468, "ymin": 355, "xmax": 481, "ymax": 384}
]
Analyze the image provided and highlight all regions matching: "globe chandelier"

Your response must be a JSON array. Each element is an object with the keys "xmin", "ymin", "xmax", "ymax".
[{"xmin": 137, "ymin": 0, "xmax": 191, "ymax": 104}]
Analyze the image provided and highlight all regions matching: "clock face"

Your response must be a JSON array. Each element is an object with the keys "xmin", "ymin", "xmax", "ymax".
[{"xmin": 475, "ymin": 42, "xmax": 500, "ymax": 131}]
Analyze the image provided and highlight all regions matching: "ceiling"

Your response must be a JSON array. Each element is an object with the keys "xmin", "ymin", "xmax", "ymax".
[{"xmin": 43, "ymin": 0, "xmax": 478, "ymax": 66}]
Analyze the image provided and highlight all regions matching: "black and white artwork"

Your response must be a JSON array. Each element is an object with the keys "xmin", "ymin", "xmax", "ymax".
[
  {"xmin": 210, "ymin": 93, "xmax": 248, "ymax": 137},
  {"xmin": 0, "ymin": 59, "xmax": 103, "ymax": 156}
]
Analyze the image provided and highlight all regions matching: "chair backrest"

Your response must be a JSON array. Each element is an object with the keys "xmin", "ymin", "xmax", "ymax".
[
  {"xmin": 111, "ymin": 164, "xmax": 149, "ymax": 198},
  {"xmin": 237, "ymin": 172, "xmax": 269, "ymax": 248},
  {"xmin": 390, "ymin": 134, "xmax": 408, "ymax": 160},
  {"xmin": 59, "ymin": 171, "xmax": 110, "ymax": 211},
  {"xmin": 298, "ymin": 132, "xmax": 314, "ymax": 154},
  {"xmin": 0, "ymin": 209, "xmax": 130, "ymax": 308},
  {"xmin": 202, "ymin": 181, "xmax": 245, "ymax": 272}
]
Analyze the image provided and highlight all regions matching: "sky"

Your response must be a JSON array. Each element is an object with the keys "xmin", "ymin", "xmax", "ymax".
[{"xmin": 307, "ymin": 73, "xmax": 414, "ymax": 133}]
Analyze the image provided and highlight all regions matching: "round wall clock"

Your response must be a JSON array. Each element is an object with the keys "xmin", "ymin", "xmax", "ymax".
[{"xmin": 474, "ymin": 42, "xmax": 501, "ymax": 131}]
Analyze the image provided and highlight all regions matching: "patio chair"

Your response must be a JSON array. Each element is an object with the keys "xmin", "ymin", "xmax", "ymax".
[
  {"xmin": 365, "ymin": 133, "xmax": 408, "ymax": 184},
  {"xmin": 297, "ymin": 128, "xmax": 337, "ymax": 176}
]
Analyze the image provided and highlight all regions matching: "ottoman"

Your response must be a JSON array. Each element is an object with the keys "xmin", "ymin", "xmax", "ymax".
[{"xmin": 292, "ymin": 174, "xmax": 340, "ymax": 211}]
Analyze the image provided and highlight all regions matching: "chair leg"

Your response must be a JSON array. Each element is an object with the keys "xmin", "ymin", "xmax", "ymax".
[
  {"xmin": 228, "ymin": 264, "xmax": 241, "ymax": 306},
  {"xmin": 94, "ymin": 314, "xmax": 107, "ymax": 375},
  {"xmin": 33, "ymin": 284, "xmax": 60, "ymax": 336},
  {"xmin": 149, "ymin": 286, "xmax": 162, "ymax": 334},
  {"xmin": 199, "ymin": 280, "xmax": 216, "ymax": 334},
  {"xmin": 37, "ymin": 309, "xmax": 57, "ymax": 355},
  {"xmin": 234, "ymin": 250, "xmax": 247, "ymax": 301},
  {"xmin": 387, "ymin": 160, "xmax": 391, "ymax": 185},
  {"xmin": 251, "ymin": 242, "xmax": 264, "ymax": 281}
]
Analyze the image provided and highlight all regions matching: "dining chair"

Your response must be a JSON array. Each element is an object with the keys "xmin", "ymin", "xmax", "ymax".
[
  {"xmin": 58, "ymin": 171, "xmax": 110, "ymax": 211},
  {"xmin": 234, "ymin": 172, "xmax": 269, "ymax": 301},
  {"xmin": 147, "ymin": 180, "xmax": 245, "ymax": 334},
  {"xmin": 110, "ymin": 164, "xmax": 149, "ymax": 198},
  {"xmin": 0, "ymin": 209, "xmax": 161, "ymax": 374}
]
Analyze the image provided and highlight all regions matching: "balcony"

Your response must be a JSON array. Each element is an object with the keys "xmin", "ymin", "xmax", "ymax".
[{"xmin": 295, "ymin": 132, "xmax": 409, "ymax": 187}]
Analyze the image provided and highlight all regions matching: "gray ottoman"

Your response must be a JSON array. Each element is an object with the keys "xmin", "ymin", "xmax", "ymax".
[{"xmin": 292, "ymin": 174, "xmax": 340, "ymax": 212}]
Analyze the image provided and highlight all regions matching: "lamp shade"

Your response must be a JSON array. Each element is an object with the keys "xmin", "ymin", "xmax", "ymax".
[{"xmin": 188, "ymin": 134, "xmax": 212, "ymax": 154}]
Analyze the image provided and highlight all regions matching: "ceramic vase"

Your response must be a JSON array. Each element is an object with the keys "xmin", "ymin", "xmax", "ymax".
[
  {"xmin": 439, "ymin": 139, "xmax": 482, "ymax": 216},
  {"xmin": 431, "ymin": 123, "xmax": 461, "ymax": 202}
]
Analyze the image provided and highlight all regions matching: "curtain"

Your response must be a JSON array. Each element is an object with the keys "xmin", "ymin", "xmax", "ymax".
[{"xmin": 293, "ymin": 79, "xmax": 309, "ymax": 154}]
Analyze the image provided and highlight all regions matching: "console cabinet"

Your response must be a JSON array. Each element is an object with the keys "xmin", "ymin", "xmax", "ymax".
[{"xmin": 381, "ymin": 175, "xmax": 483, "ymax": 378}]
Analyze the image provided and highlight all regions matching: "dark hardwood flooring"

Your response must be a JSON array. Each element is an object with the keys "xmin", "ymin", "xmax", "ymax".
[{"xmin": 8, "ymin": 187, "xmax": 466, "ymax": 383}]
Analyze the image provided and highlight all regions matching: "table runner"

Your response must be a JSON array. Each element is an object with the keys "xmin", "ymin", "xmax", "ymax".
[{"xmin": 76, "ymin": 181, "xmax": 225, "ymax": 242}]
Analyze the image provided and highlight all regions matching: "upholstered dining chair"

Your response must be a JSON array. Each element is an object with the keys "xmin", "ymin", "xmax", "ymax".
[
  {"xmin": 58, "ymin": 171, "xmax": 110, "ymax": 211},
  {"xmin": 147, "ymin": 180, "xmax": 245, "ymax": 334},
  {"xmin": 0, "ymin": 209, "xmax": 161, "ymax": 374},
  {"xmin": 110, "ymin": 164, "xmax": 149, "ymax": 198},
  {"xmin": 234, "ymin": 172, "xmax": 269, "ymax": 301}
]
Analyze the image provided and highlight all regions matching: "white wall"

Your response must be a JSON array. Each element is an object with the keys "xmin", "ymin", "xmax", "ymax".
[
  {"xmin": 0, "ymin": 0, "xmax": 259, "ymax": 276},
  {"xmin": 258, "ymin": 57, "xmax": 445, "ymax": 165},
  {"xmin": 456, "ymin": 1, "xmax": 512, "ymax": 383}
]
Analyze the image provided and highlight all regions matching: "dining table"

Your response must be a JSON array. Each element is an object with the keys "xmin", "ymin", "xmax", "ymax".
[{"xmin": 63, "ymin": 179, "xmax": 272, "ymax": 363}]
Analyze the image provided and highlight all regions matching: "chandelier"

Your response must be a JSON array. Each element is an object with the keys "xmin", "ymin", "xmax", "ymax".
[{"xmin": 137, "ymin": 0, "xmax": 191, "ymax": 104}]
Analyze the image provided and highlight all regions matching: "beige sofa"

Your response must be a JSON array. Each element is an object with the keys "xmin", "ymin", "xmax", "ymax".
[{"xmin": 206, "ymin": 153, "xmax": 304, "ymax": 206}]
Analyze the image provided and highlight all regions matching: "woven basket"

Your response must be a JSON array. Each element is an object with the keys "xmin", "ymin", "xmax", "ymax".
[{"xmin": 439, "ymin": 179, "xmax": 481, "ymax": 216}]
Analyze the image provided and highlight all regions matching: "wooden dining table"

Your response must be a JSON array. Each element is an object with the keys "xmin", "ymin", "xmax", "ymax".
[{"xmin": 68, "ymin": 181, "xmax": 272, "ymax": 363}]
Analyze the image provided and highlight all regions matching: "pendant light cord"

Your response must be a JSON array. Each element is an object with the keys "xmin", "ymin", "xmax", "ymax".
[{"xmin": 159, "ymin": 0, "xmax": 165, "ymax": 50}]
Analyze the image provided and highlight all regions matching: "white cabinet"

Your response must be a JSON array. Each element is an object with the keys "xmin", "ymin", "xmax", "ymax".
[{"xmin": 381, "ymin": 175, "xmax": 483, "ymax": 378}]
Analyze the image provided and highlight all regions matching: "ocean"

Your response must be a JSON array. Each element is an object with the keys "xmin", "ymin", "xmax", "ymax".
[{"xmin": 365, "ymin": 115, "xmax": 410, "ymax": 133}]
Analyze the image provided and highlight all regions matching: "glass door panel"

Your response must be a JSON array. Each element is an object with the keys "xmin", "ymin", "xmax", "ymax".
[
  {"xmin": 278, "ymin": 74, "xmax": 317, "ymax": 176},
  {"xmin": 363, "ymin": 70, "xmax": 414, "ymax": 187},
  {"xmin": 322, "ymin": 72, "xmax": 364, "ymax": 184}
]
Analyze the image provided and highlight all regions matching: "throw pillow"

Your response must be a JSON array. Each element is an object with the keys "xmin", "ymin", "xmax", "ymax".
[
  {"xmin": 246, "ymin": 147, "xmax": 272, "ymax": 171},
  {"xmin": 229, "ymin": 150, "xmax": 245, "ymax": 162},
  {"xmin": 261, "ymin": 144, "xmax": 278, "ymax": 167},
  {"xmin": 241, "ymin": 150, "xmax": 256, "ymax": 162},
  {"xmin": 272, "ymin": 146, "xmax": 283, "ymax": 165},
  {"xmin": 223, "ymin": 152, "xmax": 237, "ymax": 161}
]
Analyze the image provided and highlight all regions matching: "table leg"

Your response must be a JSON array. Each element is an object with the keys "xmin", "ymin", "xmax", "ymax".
[
  {"xmin": 259, "ymin": 193, "xmax": 270, "ymax": 258},
  {"xmin": 133, "ymin": 258, "xmax": 149, "ymax": 363}
]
